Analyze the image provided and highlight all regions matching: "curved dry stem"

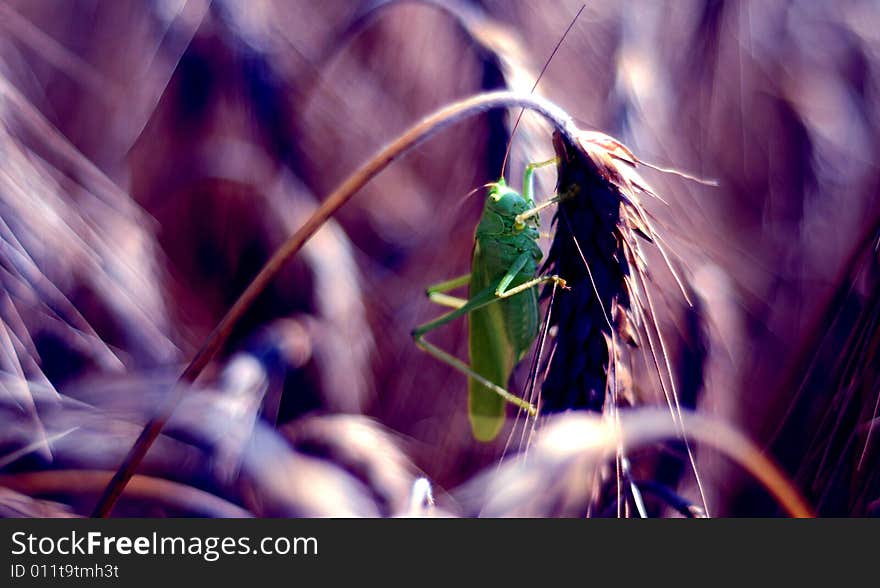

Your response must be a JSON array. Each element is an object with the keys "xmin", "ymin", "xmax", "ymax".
[
  {"xmin": 1, "ymin": 470, "xmax": 253, "ymax": 518},
  {"xmin": 91, "ymin": 91, "xmax": 579, "ymax": 517},
  {"xmin": 677, "ymin": 414, "xmax": 813, "ymax": 518},
  {"xmin": 544, "ymin": 409, "xmax": 813, "ymax": 517}
]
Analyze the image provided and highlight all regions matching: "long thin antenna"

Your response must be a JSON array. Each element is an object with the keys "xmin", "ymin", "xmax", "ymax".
[{"xmin": 499, "ymin": 4, "xmax": 586, "ymax": 180}]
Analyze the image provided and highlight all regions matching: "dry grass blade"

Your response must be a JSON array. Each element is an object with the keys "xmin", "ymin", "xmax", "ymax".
[
  {"xmin": 0, "ymin": 487, "xmax": 77, "ymax": 518},
  {"xmin": 768, "ymin": 220, "xmax": 880, "ymax": 515},
  {"xmin": 0, "ymin": 470, "xmax": 253, "ymax": 518},
  {"xmin": 0, "ymin": 361, "xmax": 414, "ymax": 517},
  {"xmin": 0, "ymin": 3, "xmax": 122, "ymax": 104},
  {"xmin": 282, "ymin": 414, "xmax": 423, "ymax": 517},
  {"xmin": 459, "ymin": 408, "xmax": 811, "ymax": 518}
]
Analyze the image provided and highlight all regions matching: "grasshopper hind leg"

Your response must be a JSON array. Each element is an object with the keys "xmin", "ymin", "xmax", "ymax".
[{"xmin": 411, "ymin": 283, "xmax": 540, "ymax": 441}]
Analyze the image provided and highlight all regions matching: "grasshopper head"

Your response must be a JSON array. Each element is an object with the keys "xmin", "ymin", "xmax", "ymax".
[
  {"xmin": 486, "ymin": 179, "xmax": 529, "ymax": 220},
  {"xmin": 476, "ymin": 180, "xmax": 540, "ymax": 239}
]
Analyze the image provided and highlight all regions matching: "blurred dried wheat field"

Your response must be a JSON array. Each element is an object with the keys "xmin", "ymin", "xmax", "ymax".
[{"xmin": 0, "ymin": 0, "xmax": 878, "ymax": 517}]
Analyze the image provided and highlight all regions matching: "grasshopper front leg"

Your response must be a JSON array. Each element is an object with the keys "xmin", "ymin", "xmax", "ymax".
[
  {"xmin": 412, "ymin": 284, "xmax": 538, "ymax": 417},
  {"xmin": 425, "ymin": 273, "xmax": 470, "ymax": 309}
]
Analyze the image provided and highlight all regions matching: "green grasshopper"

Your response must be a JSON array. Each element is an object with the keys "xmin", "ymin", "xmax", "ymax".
[
  {"xmin": 411, "ymin": 5, "xmax": 585, "ymax": 441},
  {"xmin": 411, "ymin": 159, "xmax": 568, "ymax": 441}
]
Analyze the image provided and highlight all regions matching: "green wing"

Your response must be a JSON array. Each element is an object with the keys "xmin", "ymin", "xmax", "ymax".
[{"xmin": 468, "ymin": 243, "xmax": 517, "ymax": 441}]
